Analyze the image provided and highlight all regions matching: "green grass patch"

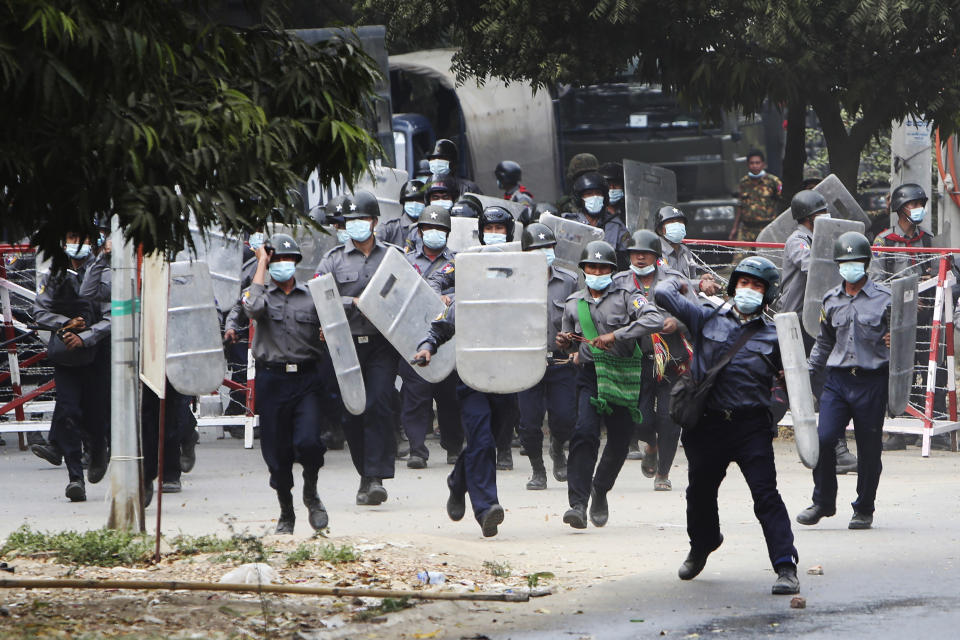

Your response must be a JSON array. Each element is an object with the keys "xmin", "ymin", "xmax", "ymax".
[
  {"xmin": 1, "ymin": 525, "xmax": 154, "ymax": 567},
  {"xmin": 353, "ymin": 597, "xmax": 412, "ymax": 622},
  {"xmin": 284, "ymin": 542, "xmax": 359, "ymax": 567},
  {"xmin": 482, "ymin": 559, "xmax": 512, "ymax": 578}
]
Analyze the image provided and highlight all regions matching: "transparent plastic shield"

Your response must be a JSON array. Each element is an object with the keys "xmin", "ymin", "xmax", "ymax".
[
  {"xmin": 774, "ymin": 312, "xmax": 819, "ymax": 469},
  {"xmin": 538, "ymin": 213, "xmax": 605, "ymax": 272},
  {"xmin": 356, "ymin": 248, "xmax": 456, "ymax": 383},
  {"xmin": 623, "ymin": 159, "xmax": 677, "ymax": 232},
  {"xmin": 165, "ymin": 261, "xmax": 228, "ymax": 396},
  {"xmin": 888, "ymin": 275, "xmax": 919, "ymax": 416},
  {"xmin": 447, "ymin": 217, "xmax": 481, "ymax": 253},
  {"xmin": 455, "ymin": 252, "xmax": 548, "ymax": 393},
  {"xmin": 802, "ymin": 216, "xmax": 866, "ymax": 336},
  {"xmin": 175, "ymin": 224, "xmax": 243, "ymax": 309},
  {"xmin": 460, "ymin": 241, "xmax": 523, "ymax": 254},
  {"xmin": 308, "ymin": 274, "xmax": 366, "ymax": 415},
  {"xmin": 757, "ymin": 174, "xmax": 872, "ymax": 244},
  {"xmin": 353, "ymin": 165, "xmax": 409, "ymax": 222},
  {"xmin": 268, "ymin": 223, "xmax": 339, "ymax": 283}
]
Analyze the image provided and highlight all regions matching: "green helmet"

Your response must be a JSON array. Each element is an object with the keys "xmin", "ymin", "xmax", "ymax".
[
  {"xmin": 265, "ymin": 233, "xmax": 302, "ymax": 263},
  {"xmin": 566, "ymin": 153, "xmax": 599, "ymax": 184},
  {"xmin": 727, "ymin": 255, "xmax": 780, "ymax": 306},
  {"xmin": 344, "ymin": 190, "xmax": 380, "ymax": 219},
  {"xmin": 627, "ymin": 230, "xmax": 662, "ymax": 257},
  {"xmin": 578, "ymin": 240, "xmax": 618, "ymax": 269},
  {"xmin": 521, "ymin": 222, "xmax": 557, "ymax": 251},
  {"xmin": 790, "ymin": 190, "xmax": 828, "ymax": 221},
  {"xmin": 416, "ymin": 205, "xmax": 452, "ymax": 231},
  {"xmin": 834, "ymin": 231, "xmax": 872, "ymax": 264}
]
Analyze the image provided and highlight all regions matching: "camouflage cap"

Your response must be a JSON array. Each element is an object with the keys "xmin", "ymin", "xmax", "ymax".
[{"xmin": 566, "ymin": 153, "xmax": 599, "ymax": 183}]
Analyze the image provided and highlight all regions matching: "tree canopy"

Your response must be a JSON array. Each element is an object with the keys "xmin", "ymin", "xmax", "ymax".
[
  {"xmin": 1, "ymin": 0, "xmax": 382, "ymax": 259},
  {"xmin": 363, "ymin": 0, "xmax": 960, "ymax": 194}
]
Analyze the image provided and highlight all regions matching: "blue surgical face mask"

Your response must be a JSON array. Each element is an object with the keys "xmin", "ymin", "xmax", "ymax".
[
  {"xmin": 429, "ymin": 159, "xmax": 451, "ymax": 176},
  {"xmin": 630, "ymin": 263, "xmax": 656, "ymax": 277},
  {"xmin": 432, "ymin": 199, "xmax": 453, "ymax": 211},
  {"xmin": 748, "ymin": 170, "xmax": 766, "ymax": 178},
  {"xmin": 97, "ymin": 232, "xmax": 105, "ymax": 248},
  {"xmin": 345, "ymin": 219, "xmax": 372, "ymax": 242},
  {"xmin": 422, "ymin": 229, "xmax": 447, "ymax": 250},
  {"xmin": 336, "ymin": 229, "xmax": 350, "ymax": 244},
  {"xmin": 663, "ymin": 222, "xmax": 686, "ymax": 244},
  {"xmin": 268, "ymin": 261, "xmax": 297, "ymax": 283},
  {"xmin": 838, "ymin": 261, "xmax": 866, "ymax": 283},
  {"xmin": 484, "ymin": 232, "xmax": 507, "ymax": 245},
  {"xmin": 404, "ymin": 201, "xmax": 425, "ymax": 219},
  {"xmin": 584, "ymin": 195, "xmax": 605, "ymax": 215},
  {"xmin": 248, "ymin": 232, "xmax": 265, "ymax": 250},
  {"xmin": 541, "ymin": 247, "xmax": 556, "ymax": 267},
  {"xmin": 734, "ymin": 287, "xmax": 764, "ymax": 314},
  {"xmin": 584, "ymin": 273, "xmax": 613, "ymax": 291},
  {"xmin": 609, "ymin": 189, "xmax": 624, "ymax": 203},
  {"xmin": 908, "ymin": 207, "xmax": 926, "ymax": 223},
  {"xmin": 65, "ymin": 243, "xmax": 91, "ymax": 259}
]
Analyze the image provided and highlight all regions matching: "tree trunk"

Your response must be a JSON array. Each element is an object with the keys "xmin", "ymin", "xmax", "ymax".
[
  {"xmin": 781, "ymin": 99, "xmax": 807, "ymax": 202},
  {"xmin": 812, "ymin": 97, "xmax": 863, "ymax": 197}
]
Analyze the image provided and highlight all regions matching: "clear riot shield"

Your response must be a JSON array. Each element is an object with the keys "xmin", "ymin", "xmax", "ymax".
[
  {"xmin": 455, "ymin": 252, "xmax": 548, "ymax": 393},
  {"xmin": 888, "ymin": 275, "xmax": 919, "ymax": 416},
  {"xmin": 268, "ymin": 223, "xmax": 339, "ymax": 283},
  {"xmin": 538, "ymin": 213, "xmax": 604, "ymax": 272},
  {"xmin": 757, "ymin": 173, "xmax": 872, "ymax": 244},
  {"xmin": 353, "ymin": 165, "xmax": 409, "ymax": 222},
  {"xmin": 356, "ymin": 248, "xmax": 456, "ymax": 383},
  {"xmin": 774, "ymin": 312, "xmax": 819, "ymax": 469},
  {"xmin": 447, "ymin": 216, "xmax": 480, "ymax": 253},
  {"xmin": 623, "ymin": 159, "xmax": 677, "ymax": 232},
  {"xmin": 801, "ymin": 216, "xmax": 866, "ymax": 336},
  {"xmin": 308, "ymin": 274, "xmax": 366, "ymax": 415},
  {"xmin": 175, "ymin": 224, "xmax": 243, "ymax": 309},
  {"xmin": 165, "ymin": 261, "xmax": 228, "ymax": 396}
]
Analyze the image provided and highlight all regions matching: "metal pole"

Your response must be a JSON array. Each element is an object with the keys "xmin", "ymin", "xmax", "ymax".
[
  {"xmin": 154, "ymin": 395, "xmax": 166, "ymax": 563},
  {"xmin": 107, "ymin": 216, "xmax": 144, "ymax": 531}
]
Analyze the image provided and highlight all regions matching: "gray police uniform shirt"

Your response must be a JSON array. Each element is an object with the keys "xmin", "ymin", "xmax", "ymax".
[
  {"xmin": 613, "ymin": 265, "xmax": 695, "ymax": 359},
  {"xmin": 34, "ymin": 256, "xmax": 109, "ymax": 349},
  {"xmin": 377, "ymin": 214, "xmax": 419, "ymax": 252},
  {"xmin": 659, "ymin": 237, "xmax": 701, "ymax": 282},
  {"xmin": 405, "ymin": 244, "xmax": 455, "ymax": 282},
  {"xmin": 560, "ymin": 285, "xmax": 664, "ymax": 364},
  {"xmin": 809, "ymin": 279, "xmax": 891, "ymax": 371},
  {"xmin": 574, "ymin": 212, "xmax": 630, "ymax": 253},
  {"xmin": 76, "ymin": 250, "xmax": 112, "ymax": 345},
  {"xmin": 778, "ymin": 225, "xmax": 813, "ymax": 314},
  {"xmin": 870, "ymin": 224, "xmax": 933, "ymax": 282},
  {"xmin": 547, "ymin": 265, "xmax": 580, "ymax": 355},
  {"xmin": 315, "ymin": 239, "xmax": 395, "ymax": 336},
  {"xmin": 655, "ymin": 279, "xmax": 782, "ymax": 411},
  {"xmin": 225, "ymin": 256, "xmax": 258, "ymax": 335},
  {"xmin": 242, "ymin": 280, "xmax": 323, "ymax": 363}
]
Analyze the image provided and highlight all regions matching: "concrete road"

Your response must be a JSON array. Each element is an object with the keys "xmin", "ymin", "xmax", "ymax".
[{"xmin": 3, "ymin": 431, "xmax": 960, "ymax": 638}]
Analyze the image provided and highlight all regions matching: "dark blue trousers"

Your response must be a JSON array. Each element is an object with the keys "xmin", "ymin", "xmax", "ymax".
[
  {"xmin": 448, "ymin": 383, "xmax": 514, "ymax": 520},
  {"xmin": 813, "ymin": 367, "xmax": 887, "ymax": 515},
  {"xmin": 398, "ymin": 362, "xmax": 463, "ymax": 460},
  {"xmin": 682, "ymin": 409, "xmax": 798, "ymax": 569},
  {"xmin": 343, "ymin": 336, "xmax": 398, "ymax": 480},
  {"xmin": 255, "ymin": 366, "xmax": 327, "ymax": 493},
  {"xmin": 568, "ymin": 364, "xmax": 635, "ymax": 508},
  {"xmin": 51, "ymin": 343, "xmax": 110, "ymax": 482},
  {"xmin": 517, "ymin": 362, "xmax": 576, "ymax": 457}
]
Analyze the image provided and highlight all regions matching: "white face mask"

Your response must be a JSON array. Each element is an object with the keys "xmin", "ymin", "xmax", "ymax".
[
  {"xmin": 608, "ymin": 189, "xmax": 624, "ymax": 203},
  {"xmin": 584, "ymin": 195, "xmax": 605, "ymax": 214},
  {"xmin": 484, "ymin": 232, "xmax": 507, "ymax": 245},
  {"xmin": 429, "ymin": 159, "xmax": 451, "ymax": 176},
  {"xmin": 65, "ymin": 243, "xmax": 91, "ymax": 259},
  {"xmin": 630, "ymin": 263, "xmax": 656, "ymax": 277},
  {"xmin": 908, "ymin": 207, "xmax": 926, "ymax": 223},
  {"xmin": 432, "ymin": 199, "xmax": 453, "ymax": 211},
  {"xmin": 345, "ymin": 219, "xmax": 372, "ymax": 242}
]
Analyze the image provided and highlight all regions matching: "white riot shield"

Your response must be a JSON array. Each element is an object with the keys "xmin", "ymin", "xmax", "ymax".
[
  {"xmin": 455, "ymin": 252, "xmax": 548, "ymax": 393},
  {"xmin": 623, "ymin": 160, "xmax": 677, "ymax": 232},
  {"xmin": 538, "ymin": 213, "xmax": 605, "ymax": 272},
  {"xmin": 175, "ymin": 223, "xmax": 243, "ymax": 309},
  {"xmin": 774, "ymin": 312, "xmax": 819, "ymax": 469},
  {"xmin": 461, "ymin": 241, "xmax": 523, "ymax": 254},
  {"xmin": 757, "ymin": 174, "xmax": 872, "ymax": 244},
  {"xmin": 888, "ymin": 275, "xmax": 919, "ymax": 416},
  {"xmin": 356, "ymin": 248, "xmax": 456, "ymax": 383},
  {"xmin": 165, "ymin": 261, "xmax": 228, "ymax": 395},
  {"xmin": 308, "ymin": 274, "xmax": 366, "ymax": 415},
  {"xmin": 353, "ymin": 165, "xmax": 408, "ymax": 222},
  {"xmin": 447, "ymin": 216, "xmax": 481, "ymax": 253},
  {"xmin": 268, "ymin": 223, "xmax": 339, "ymax": 283},
  {"xmin": 801, "ymin": 216, "xmax": 866, "ymax": 336}
]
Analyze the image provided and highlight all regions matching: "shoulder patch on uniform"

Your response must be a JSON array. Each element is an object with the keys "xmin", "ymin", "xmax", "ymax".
[
  {"xmin": 243, "ymin": 290, "xmax": 250, "ymax": 300},
  {"xmin": 441, "ymin": 263, "xmax": 455, "ymax": 274},
  {"xmin": 632, "ymin": 294, "xmax": 648, "ymax": 308}
]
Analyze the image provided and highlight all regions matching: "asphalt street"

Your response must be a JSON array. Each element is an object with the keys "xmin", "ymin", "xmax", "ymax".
[{"xmin": 2, "ymin": 429, "xmax": 960, "ymax": 639}]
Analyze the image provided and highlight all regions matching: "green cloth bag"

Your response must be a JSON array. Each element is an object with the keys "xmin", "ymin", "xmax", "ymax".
[{"xmin": 577, "ymin": 299, "xmax": 644, "ymax": 423}]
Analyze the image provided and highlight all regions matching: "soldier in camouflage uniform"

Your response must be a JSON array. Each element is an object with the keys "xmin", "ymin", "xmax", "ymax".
[
  {"xmin": 558, "ymin": 153, "xmax": 600, "ymax": 215},
  {"xmin": 731, "ymin": 150, "xmax": 783, "ymax": 242}
]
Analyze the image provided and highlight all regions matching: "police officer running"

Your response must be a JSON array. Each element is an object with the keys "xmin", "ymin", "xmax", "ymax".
[
  {"xmin": 655, "ymin": 256, "xmax": 800, "ymax": 595},
  {"xmin": 517, "ymin": 223, "xmax": 579, "ymax": 490},
  {"xmin": 242, "ymin": 233, "xmax": 329, "ymax": 533},
  {"xmin": 655, "ymin": 206, "xmax": 721, "ymax": 295},
  {"xmin": 556, "ymin": 241, "xmax": 664, "ymax": 529},
  {"xmin": 796, "ymin": 231, "xmax": 891, "ymax": 531}
]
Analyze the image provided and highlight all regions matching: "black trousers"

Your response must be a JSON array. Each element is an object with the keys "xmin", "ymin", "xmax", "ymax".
[
  {"xmin": 398, "ymin": 361, "xmax": 463, "ymax": 460},
  {"xmin": 517, "ymin": 362, "xmax": 576, "ymax": 458},
  {"xmin": 343, "ymin": 336, "xmax": 398, "ymax": 480},
  {"xmin": 50, "ymin": 343, "xmax": 110, "ymax": 482},
  {"xmin": 142, "ymin": 380, "xmax": 196, "ymax": 485},
  {"xmin": 635, "ymin": 363, "xmax": 681, "ymax": 476},
  {"xmin": 682, "ymin": 409, "xmax": 798, "ymax": 569}
]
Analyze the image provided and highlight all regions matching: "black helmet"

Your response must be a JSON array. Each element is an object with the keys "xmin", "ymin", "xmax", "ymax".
[
  {"xmin": 426, "ymin": 178, "xmax": 456, "ymax": 199},
  {"xmin": 495, "ymin": 160, "xmax": 522, "ymax": 189},
  {"xmin": 627, "ymin": 230, "xmax": 662, "ymax": 257},
  {"xmin": 266, "ymin": 233, "xmax": 302, "ymax": 263},
  {"xmin": 325, "ymin": 194, "xmax": 348, "ymax": 225},
  {"xmin": 790, "ymin": 190, "xmax": 828, "ymax": 221},
  {"xmin": 307, "ymin": 205, "xmax": 326, "ymax": 225},
  {"xmin": 834, "ymin": 231, "xmax": 872, "ymax": 265},
  {"xmin": 572, "ymin": 171, "xmax": 609, "ymax": 200},
  {"xmin": 399, "ymin": 180, "xmax": 426, "ymax": 204},
  {"xmin": 532, "ymin": 202, "xmax": 558, "ymax": 221},
  {"xmin": 578, "ymin": 240, "xmax": 618, "ymax": 269},
  {"xmin": 478, "ymin": 205, "xmax": 516, "ymax": 244},
  {"xmin": 414, "ymin": 158, "xmax": 432, "ymax": 180},
  {"xmin": 427, "ymin": 138, "xmax": 458, "ymax": 161},
  {"xmin": 416, "ymin": 205, "xmax": 452, "ymax": 231},
  {"xmin": 599, "ymin": 162, "xmax": 624, "ymax": 186},
  {"xmin": 655, "ymin": 205, "xmax": 687, "ymax": 229},
  {"xmin": 521, "ymin": 222, "xmax": 557, "ymax": 251},
  {"xmin": 451, "ymin": 194, "xmax": 483, "ymax": 218},
  {"xmin": 344, "ymin": 190, "xmax": 380, "ymax": 219},
  {"xmin": 727, "ymin": 256, "xmax": 780, "ymax": 306},
  {"xmin": 890, "ymin": 183, "xmax": 928, "ymax": 214}
]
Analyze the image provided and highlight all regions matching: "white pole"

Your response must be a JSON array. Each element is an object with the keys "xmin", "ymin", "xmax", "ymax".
[{"xmin": 107, "ymin": 216, "xmax": 144, "ymax": 531}]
